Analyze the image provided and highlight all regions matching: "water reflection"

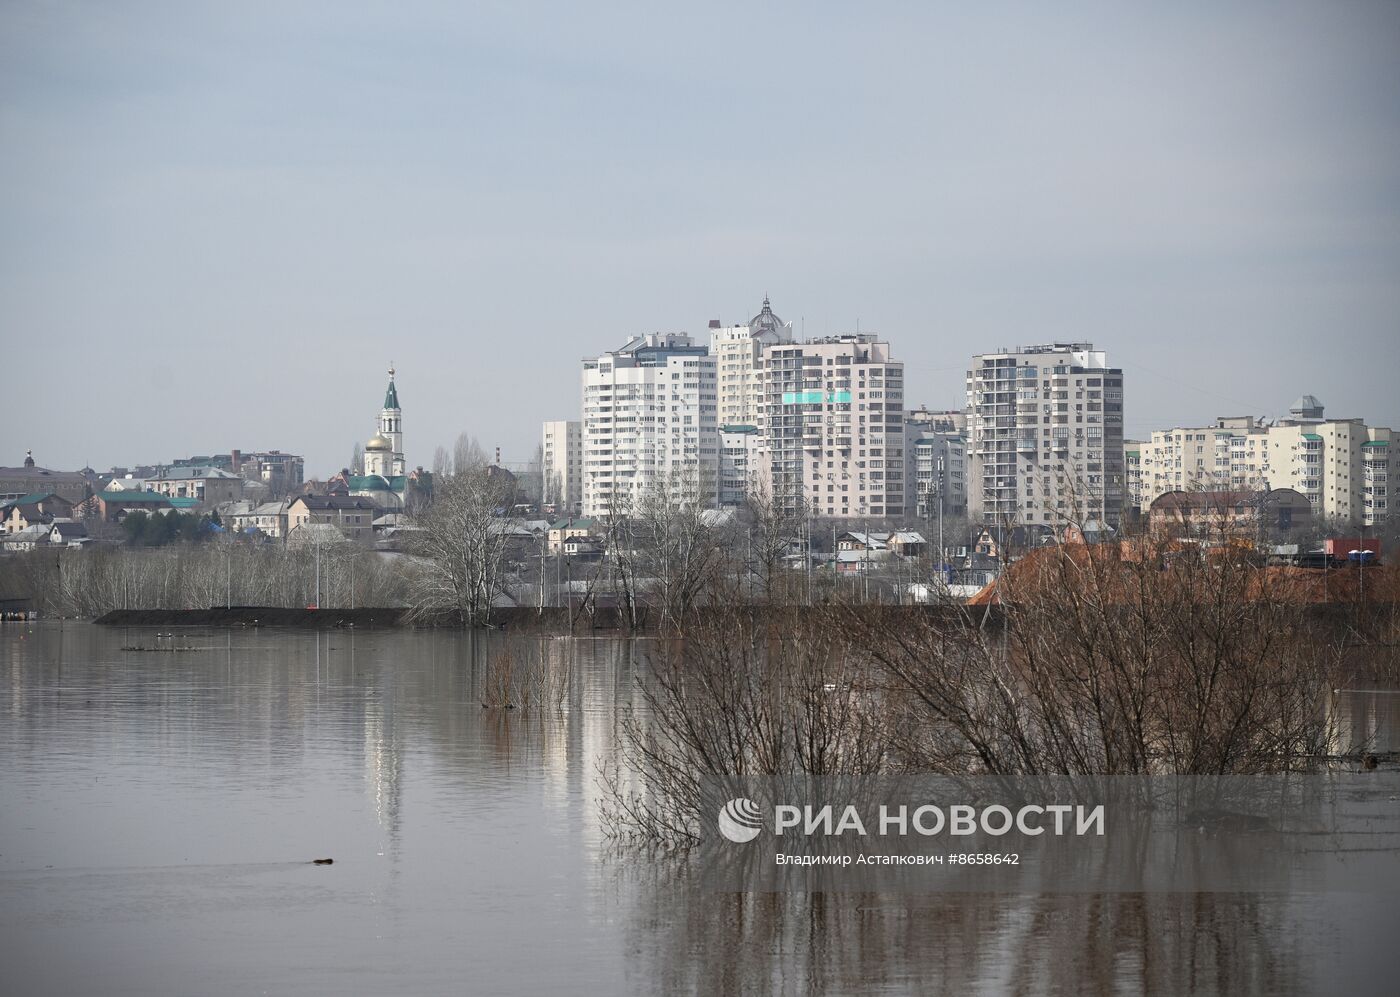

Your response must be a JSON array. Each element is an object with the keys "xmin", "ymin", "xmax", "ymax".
[{"xmin": 0, "ymin": 623, "xmax": 1396, "ymax": 996}]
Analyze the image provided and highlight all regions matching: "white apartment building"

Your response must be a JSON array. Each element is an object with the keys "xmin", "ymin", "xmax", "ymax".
[
  {"xmin": 541, "ymin": 420, "xmax": 582, "ymax": 512},
  {"xmin": 1138, "ymin": 416, "xmax": 1265, "ymax": 503},
  {"xmin": 719, "ymin": 425, "xmax": 762, "ymax": 508},
  {"xmin": 1136, "ymin": 396, "xmax": 1392, "ymax": 528},
  {"xmin": 759, "ymin": 334, "xmax": 905, "ymax": 519},
  {"xmin": 711, "ymin": 296, "xmax": 793, "ymax": 429},
  {"xmin": 907, "ymin": 429, "xmax": 967, "ymax": 519},
  {"xmin": 581, "ymin": 333, "xmax": 719, "ymax": 517},
  {"xmin": 966, "ymin": 343, "xmax": 1125, "ymax": 527}
]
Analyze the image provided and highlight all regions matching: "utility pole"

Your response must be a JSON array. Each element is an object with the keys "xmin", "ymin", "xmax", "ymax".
[{"xmin": 938, "ymin": 461, "xmax": 945, "ymax": 594}]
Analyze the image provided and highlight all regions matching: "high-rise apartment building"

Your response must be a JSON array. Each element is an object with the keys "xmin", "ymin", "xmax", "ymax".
[
  {"xmin": 966, "ymin": 343, "xmax": 1125, "ymax": 527},
  {"xmin": 581, "ymin": 334, "xmax": 718, "ymax": 517},
  {"xmin": 1136, "ymin": 396, "xmax": 1390, "ymax": 527},
  {"xmin": 712, "ymin": 296, "xmax": 793, "ymax": 429},
  {"xmin": 906, "ymin": 429, "xmax": 967, "ymax": 519},
  {"xmin": 541, "ymin": 420, "xmax": 582, "ymax": 512},
  {"xmin": 1138, "ymin": 416, "xmax": 1264, "ymax": 502},
  {"xmin": 759, "ymin": 334, "xmax": 905, "ymax": 518},
  {"xmin": 719, "ymin": 425, "xmax": 762, "ymax": 508}
]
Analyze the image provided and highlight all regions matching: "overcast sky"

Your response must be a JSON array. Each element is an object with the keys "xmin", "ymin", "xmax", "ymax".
[{"xmin": 3, "ymin": 1, "xmax": 1398, "ymax": 476}]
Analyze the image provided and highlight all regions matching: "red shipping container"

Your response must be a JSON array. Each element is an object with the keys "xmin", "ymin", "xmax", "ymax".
[{"xmin": 1324, "ymin": 537, "xmax": 1382, "ymax": 556}]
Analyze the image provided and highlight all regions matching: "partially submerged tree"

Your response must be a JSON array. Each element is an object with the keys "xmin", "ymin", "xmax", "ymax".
[{"xmin": 405, "ymin": 462, "xmax": 516, "ymax": 625}]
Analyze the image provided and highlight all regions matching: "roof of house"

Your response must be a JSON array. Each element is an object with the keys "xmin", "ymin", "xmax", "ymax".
[
  {"xmin": 99, "ymin": 490, "xmax": 172, "ymax": 505},
  {"xmin": 10, "ymin": 491, "xmax": 67, "ymax": 507},
  {"xmin": 7, "ymin": 503, "xmax": 52, "ymax": 522},
  {"xmin": 50, "ymin": 521, "xmax": 88, "ymax": 538},
  {"xmin": 550, "ymin": 518, "xmax": 598, "ymax": 531},
  {"xmin": 292, "ymin": 495, "xmax": 377, "ymax": 511},
  {"xmin": 286, "ymin": 522, "xmax": 352, "ymax": 544},
  {"xmin": 153, "ymin": 466, "xmax": 242, "ymax": 480}
]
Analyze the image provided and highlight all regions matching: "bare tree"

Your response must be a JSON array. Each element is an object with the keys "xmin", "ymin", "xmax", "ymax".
[
  {"xmin": 405, "ymin": 463, "xmax": 515, "ymax": 625},
  {"xmin": 350, "ymin": 442, "xmax": 364, "ymax": 476},
  {"xmin": 601, "ymin": 602, "xmax": 896, "ymax": 846},
  {"xmin": 432, "ymin": 445, "xmax": 451, "ymax": 477},
  {"xmin": 453, "ymin": 433, "xmax": 487, "ymax": 474},
  {"xmin": 848, "ymin": 533, "xmax": 1338, "ymax": 777},
  {"xmin": 528, "ymin": 442, "xmax": 545, "ymax": 506}
]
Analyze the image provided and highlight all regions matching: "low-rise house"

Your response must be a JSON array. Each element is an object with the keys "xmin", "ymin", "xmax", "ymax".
[
  {"xmin": 887, "ymin": 531, "xmax": 927, "ymax": 557},
  {"xmin": 1147, "ymin": 488, "xmax": 1314, "ymax": 538},
  {"xmin": 548, "ymin": 518, "xmax": 598, "ymax": 553},
  {"xmin": 2, "ymin": 492, "xmax": 76, "ymax": 534},
  {"xmin": 836, "ymin": 531, "xmax": 927, "ymax": 558},
  {"xmin": 1, "ymin": 524, "xmax": 51, "ymax": 551},
  {"xmin": 287, "ymin": 495, "xmax": 375, "ymax": 542},
  {"xmin": 230, "ymin": 501, "xmax": 290, "ymax": 539},
  {"xmin": 48, "ymin": 521, "xmax": 89, "ymax": 546},
  {"xmin": 78, "ymin": 489, "xmax": 175, "ymax": 522},
  {"xmin": 562, "ymin": 535, "xmax": 604, "ymax": 558},
  {"xmin": 972, "ymin": 525, "xmax": 1055, "ymax": 560},
  {"xmin": 833, "ymin": 547, "xmax": 895, "ymax": 575},
  {"xmin": 286, "ymin": 522, "xmax": 354, "ymax": 548}
]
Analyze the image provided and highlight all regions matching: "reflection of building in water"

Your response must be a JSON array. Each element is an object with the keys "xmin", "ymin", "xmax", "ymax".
[
  {"xmin": 364, "ymin": 699, "xmax": 404, "ymax": 847},
  {"xmin": 1327, "ymin": 689, "xmax": 1400, "ymax": 756},
  {"xmin": 318, "ymin": 630, "xmax": 402, "ymax": 849}
]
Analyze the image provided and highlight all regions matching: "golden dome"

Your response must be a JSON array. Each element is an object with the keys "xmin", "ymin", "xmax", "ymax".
[{"xmin": 366, "ymin": 434, "xmax": 392, "ymax": 451}]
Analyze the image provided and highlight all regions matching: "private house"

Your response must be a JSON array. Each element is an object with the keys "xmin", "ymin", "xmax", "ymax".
[
  {"xmin": 287, "ymin": 495, "xmax": 375, "ymax": 542},
  {"xmin": 285, "ymin": 522, "xmax": 353, "ymax": 548},
  {"xmin": 562, "ymin": 534, "xmax": 604, "ymax": 559},
  {"xmin": 230, "ymin": 501, "xmax": 290, "ymax": 539},
  {"xmin": 548, "ymin": 518, "xmax": 598, "ymax": 553},
  {"xmin": 48, "ymin": 521, "xmax": 89, "ymax": 546},
  {"xmin": 1, "ymin": 524, "xmax": 51, "ymax": 551},
  {"xmin": 2, "ymin": 492, "xmax": 76, "ymax": 534},
  {"xmin": 1148, "ymin": 487, "xmax": 1314, "ymax": 538},
  {"xmin": 835, "ymin": 531, "xmax": 927, "ymax": 557},
  {"xmin": 77, "ymin": 489, "xmax": 174, "ymax": 522},
  {"xmin": 972, "ymin": 524, "xmax": 1055, "ymax": 560}
]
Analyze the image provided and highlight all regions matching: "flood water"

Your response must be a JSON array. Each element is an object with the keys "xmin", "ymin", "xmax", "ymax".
[{"xmin": 2, "ymin": 622, "xmax": 1398, "ymax": 996}]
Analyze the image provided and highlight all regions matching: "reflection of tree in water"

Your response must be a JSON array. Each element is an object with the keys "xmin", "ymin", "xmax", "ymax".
[{"xmin": 617, "ymin": 860, "xmax": 1296, "ymax": 996}]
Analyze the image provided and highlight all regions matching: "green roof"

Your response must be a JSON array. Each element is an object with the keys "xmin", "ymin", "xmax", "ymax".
[
  {"xmin": 1362, "ymin": 440, "xmax": 1389, "ymax": 447},
  {"xmin": 550, "ymin": 518, "xmax": 597, "ymax": 530},
  {"xmin": 12, "ymin": 491, "xmax": 62, "ymax": 506},
  {"xmin": 347, "ymin": 474, "xmax": 406, "ymax": 491},
  {"xmin": 168, "ymin": 497, "xmax": 200, "ymax": 509},
  {"xmin": 99, "ymin": 490, "xmax": 171, "ymax": 504},
  {"xmin": 721, "ymin": 424, "xmax": 759, "ymax": 434},
  {"xmin": 1301, "ymin": 433, "xmax": 1323, "ymax": 441},
  {"xmin": 384, "ymin": 377, "xmax": 399, "ymax": 410}
]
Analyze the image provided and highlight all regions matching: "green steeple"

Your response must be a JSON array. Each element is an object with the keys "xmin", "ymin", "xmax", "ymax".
[{"xmin": 384, "ymin": 364, "xmax": 399, "ymax": 410}]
